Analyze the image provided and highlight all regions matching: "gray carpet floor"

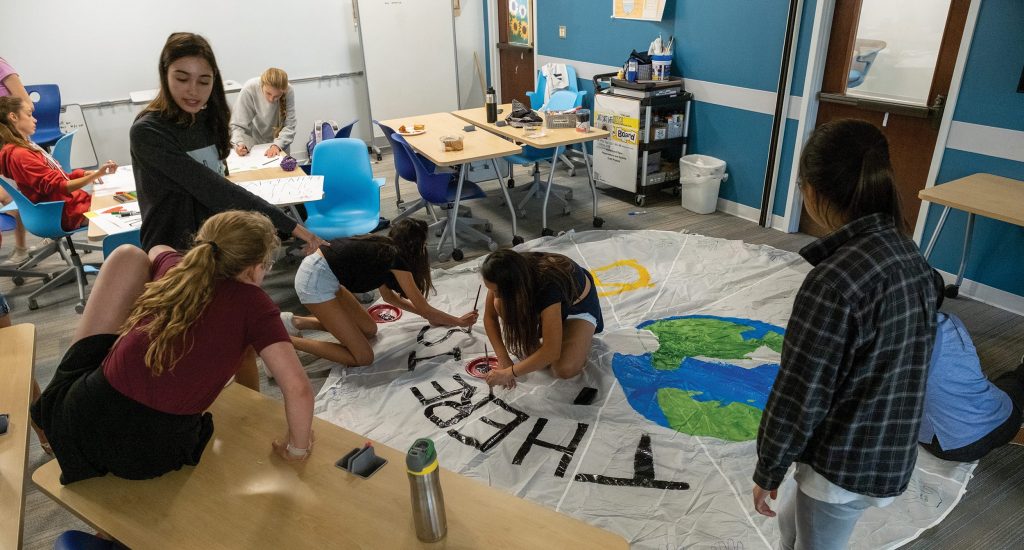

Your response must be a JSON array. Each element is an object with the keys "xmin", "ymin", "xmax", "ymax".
[{"xmin": 5, "ymin": 153, "xmax": 1023, "ymax": 549}]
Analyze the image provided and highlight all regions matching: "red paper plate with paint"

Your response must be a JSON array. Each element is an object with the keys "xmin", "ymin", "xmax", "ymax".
[
  {"xmin": 466, "ymin": 356, "xmax": 499, "ymax": 379},
  {"xmin": 368, "ymin": 304, "xmax": 402, "ymax": 323}
]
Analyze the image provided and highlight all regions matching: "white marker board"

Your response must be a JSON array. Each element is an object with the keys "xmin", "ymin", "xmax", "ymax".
[
  {"xmin": 1, "ymin": 0, "xmax": 359, "ymax": 105},
  {"xmin": 356, "ymin": 0, "xmax": 460, "ymax": 138},
  {"xmin": 58, "ymin": 105, "xmax": 98, "ymax": 169}
]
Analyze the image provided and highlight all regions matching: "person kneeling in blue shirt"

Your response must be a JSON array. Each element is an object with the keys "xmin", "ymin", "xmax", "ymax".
[{"xmin": 919, "ymin": 270, "xmax": 1024, "ymax": 462}]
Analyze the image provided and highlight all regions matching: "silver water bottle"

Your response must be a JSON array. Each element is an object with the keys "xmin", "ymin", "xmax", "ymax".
[{"xmin": 407, "ymin": 438, "xmax": 447, "ymax": 542}]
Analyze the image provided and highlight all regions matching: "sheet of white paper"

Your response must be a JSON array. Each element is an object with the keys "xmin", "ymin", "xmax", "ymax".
[
  {"xmin": 237, "ymin": 175, "xmax": 324, "ymax": 206},
  {"xmin": 92, "ymin": 165, "xmax": 137, "ymax": 197},
  {"xmin": 84, "ymin": 201, "xmax": 142, "ymax": 235},
  {"xmin": 227, "ymin": 144, "xmax": 282, "ymax": 173}
]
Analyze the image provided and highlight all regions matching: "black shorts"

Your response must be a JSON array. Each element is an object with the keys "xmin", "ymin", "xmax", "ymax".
[
  {"xmin": 565, "ymin": 270, "xmax": 604, "ymax": 334},
  {"xmin": 30, "ymin": 334, "xmax": 214, "ymax": 485}
]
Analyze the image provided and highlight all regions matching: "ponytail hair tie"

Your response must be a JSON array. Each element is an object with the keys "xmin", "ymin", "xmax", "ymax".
[{"xmin": 196, "ymin": 240, "xmax": 220, "ymax": 255}]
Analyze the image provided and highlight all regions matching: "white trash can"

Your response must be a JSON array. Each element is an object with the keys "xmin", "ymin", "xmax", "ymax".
[{"xmin": 679, "ymin": 155, "xmax": 727, "ymax": 214}]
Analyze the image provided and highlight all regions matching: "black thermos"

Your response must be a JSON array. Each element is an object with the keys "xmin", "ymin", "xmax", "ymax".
[{"xmin": 485, "ymin": 86, "xmax": 497, "ymax": 123}]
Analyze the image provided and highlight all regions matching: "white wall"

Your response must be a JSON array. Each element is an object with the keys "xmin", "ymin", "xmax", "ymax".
[
  {"xmin": 455, "ymin": 0, "xmax": 488, "ymax": 109},
  {"xmin": 0, "ymin": 0, "xmax": 486, "ymax": 164}
]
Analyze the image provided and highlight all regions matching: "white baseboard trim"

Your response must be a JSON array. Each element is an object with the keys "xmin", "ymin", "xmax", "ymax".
[
  {"xmin": 935, "ymin": 269, "xmax": 1024, "ymax": 317},
  {"xmin": 716, "ymin": 198, "xmax": 787, "ymax": 230}
]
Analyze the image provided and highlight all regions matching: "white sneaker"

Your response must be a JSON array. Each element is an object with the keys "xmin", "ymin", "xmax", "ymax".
[
  {"xmin": 5, "ymin": 246, "xmax": 29, "ymax": 265},
  {"xmin": 280, "ymin": 312, "xmax": 302, "ymax": 337},
  {"xmin": 28, "ymin": 238, "xmax": 53, "ymax": 253}
]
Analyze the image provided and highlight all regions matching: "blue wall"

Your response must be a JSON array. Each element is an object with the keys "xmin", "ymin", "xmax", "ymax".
[
  {"xmin": 535, "ymin": 0, "xmax": 815, "ymax": 215},
  {"xmin": 919, "ymin": 0, "xmax": 1024, "ymax": 299}
]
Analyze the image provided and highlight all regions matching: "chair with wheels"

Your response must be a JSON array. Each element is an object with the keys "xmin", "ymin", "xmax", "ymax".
[
  {"xmin": 392, "ymin": 134, "xmax": 496, "ymax": 261},
  {"xmin": 0, "ymin": 177, "xmax": 94, "ymax": 313},
  {"xmin": 505, "ymin": 90, "xmax": 582, "ymax": 219},
  {"xmin": 303, "ymin": 138, "xmax": 386, "ymax": 240},
  {"xmin": 374, "ymin": 120, "xmax": 439, "ymax": 221},
  {"xmin": 51, "ymin": 130, "xmax": 77, "ymax": 172},
  {"xmin": 24, "ymin": 84, "xmax": 65, "ymax": 148},
  {"xmin": 336, "ymin": 119, "xmax": 358, "ymax": 139},
  {"xmin": 526, "ymin": 65, "xmax": 587, "ymax": 110},
  {"xmin": 0, "ymin": 209, "xmax": 50, "ymax": 285}
]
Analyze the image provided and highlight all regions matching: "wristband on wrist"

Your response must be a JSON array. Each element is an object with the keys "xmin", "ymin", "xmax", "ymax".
[
  {"xmin": 286, "ymin": 442, "xmax": 309, "ymax": 457},
  {"xmin": 511, "ymin": 364, "xmax": 517, "ymax": 378}
]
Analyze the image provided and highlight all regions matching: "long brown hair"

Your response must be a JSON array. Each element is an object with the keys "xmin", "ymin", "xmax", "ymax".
[
  {"xmin": 350, "ymin": 218, "xmax": 433, "ymax": 295},
  {"xmin": 137, "ymin": 32, "xmax": 231, "ymax": 160},
  {"xmin": 799, "ymin": 119, "xmax": 904, "ymax": 231},
  {"xmin": 260, "ymin": 67, "xmax": 289, "ymax": 138},
  {"xmin": 481, "ymin": 250, "xmax": 578, "ymax": 358},
  {"xmin": 0, "ymin": 96, "xmax": 34, "ymax": 150},
  {"xmin": 122, "ymin": 211, "xmax": 280, "ymax": 376}
]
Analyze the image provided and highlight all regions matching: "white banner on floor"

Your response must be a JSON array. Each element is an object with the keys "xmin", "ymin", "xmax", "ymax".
[{"xmin": 313, "ymin": 230, "xmax": 974, "ymax": 549}]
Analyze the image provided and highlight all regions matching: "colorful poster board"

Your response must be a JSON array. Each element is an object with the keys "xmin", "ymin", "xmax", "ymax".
[
  {"xmin": 612, "ymin": 0, "xmax": 666, "ymax": 21},
  {"xmin": 508, "ymin": 0, "xmax": 532, "ymax": 45}
]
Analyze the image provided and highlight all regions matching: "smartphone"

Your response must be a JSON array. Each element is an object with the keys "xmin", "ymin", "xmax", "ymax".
[{"xmin": 573, "ymin": 387, "xmax": 599, "ymax": 405}]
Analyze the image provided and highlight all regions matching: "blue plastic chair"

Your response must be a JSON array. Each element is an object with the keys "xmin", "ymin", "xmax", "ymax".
[
  {"xmin": 101, "ymin": 228, "xmax": 142, "ymax": 259},
  {"xmin": 374, "ymin": 120, "xmax": 438, "ymax": 220},
  {"xmin": 304, "ymin": 138, "xmax": 385, "ymax": 240},
  {"xmin": 336, "ymin": 119, "xmax": 358, "ymax": 139},
  {"xmin": 54, "ymin": 530, "xmax": 123, "ymax": 550},
  {"xmin": 503, "ymin": 89, "xmax": 585, "ymax": 219},
  {"xmin": 392, "ymin": 134, "xmax": 494, "ymax": 261},
  {"xmin": 526, "ymin": 66, "xmax": 587, "ymax": 110},
  {"xmin": 51, "ymin": 130, "xmax": 77, "ymax": 172},
  {"xmin": 24, "ymin": 84, "xmax": 64, "ymax": 148},
  {"xmin": 0, "ymin": 177, "xmax": 93, "ymax": 312}
]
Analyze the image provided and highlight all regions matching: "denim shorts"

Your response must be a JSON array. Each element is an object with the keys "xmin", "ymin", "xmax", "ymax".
[
  {"xmin": 564, "ymin": 271, "xmax": 604, "ymax": 333},
  {"xmin": 0, "ymin": 291, "xmax": 9, "ymax": 317},
  {"xmin": 294, "ymin": 253, "xmax": 341, "ymax": 305}
]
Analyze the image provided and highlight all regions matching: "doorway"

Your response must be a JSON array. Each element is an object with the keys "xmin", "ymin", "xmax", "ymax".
[
  {"xmin": 801, "ymin": 0, "xmax": 970, "ymax": 237},
  {"xmin": 494, "ymin": 0, "xmax": 535, "ymax": 104}
]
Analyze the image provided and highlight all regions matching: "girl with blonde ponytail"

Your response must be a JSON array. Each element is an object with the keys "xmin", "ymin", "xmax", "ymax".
[
  {"xmin": 230, "ymin": 67, "xmax": 296, "ymax": 157},
  {"xmin": 31, "ymin": 211, "xmax": 315, "ymax": 485}
]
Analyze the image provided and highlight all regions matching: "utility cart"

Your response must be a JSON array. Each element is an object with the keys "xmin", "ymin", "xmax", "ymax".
[{"xmin": 591, "ymin": 74, "xmax": 693, "ymax": 207}]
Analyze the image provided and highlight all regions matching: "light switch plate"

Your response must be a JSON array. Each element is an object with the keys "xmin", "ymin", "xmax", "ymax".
[{"xmin": 559, "ymin": 25, "xmax": 567, "ymax": 39}]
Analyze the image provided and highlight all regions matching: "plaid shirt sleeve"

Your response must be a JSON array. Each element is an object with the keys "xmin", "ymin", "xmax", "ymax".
[{"xmin": 754, "ymin": 276, "xmax": 851, "ymax": 491}]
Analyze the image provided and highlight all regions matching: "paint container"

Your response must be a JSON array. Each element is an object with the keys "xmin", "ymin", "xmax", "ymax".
[{"xmin": 575, "ymin": 109, "xmax": 591, "ymax": 133}]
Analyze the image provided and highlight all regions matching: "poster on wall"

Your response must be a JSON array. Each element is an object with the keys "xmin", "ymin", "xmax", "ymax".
[
  {"xmin": 612, "ymin": 0, "xmax": 666, "ymax": 21},
  {"xmin": 508, "ymin": 0, "xmax": 531, "ymax": 45}
]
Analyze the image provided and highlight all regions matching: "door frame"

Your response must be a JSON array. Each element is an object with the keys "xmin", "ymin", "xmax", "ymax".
[
  {"xmin": 487, "ymin": 0, "xmax": 538, "ymax": 103},
  {"xmin": 781, "ymin": 0, "xmax": 982, "ymax": 243}
]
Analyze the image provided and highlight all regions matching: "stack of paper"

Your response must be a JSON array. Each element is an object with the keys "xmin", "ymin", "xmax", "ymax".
[
  {"xmin": 92, "ymin": 165, "xmax": 137, "ymax": 197},
  {"xmin": 84, "ymin": 201, "xmax": 142, "ymax": 235},
  {"xmin": 227, "ymin": 144, "xmax": 284, "ymax": 173},
  {"xmin": 238, "ymin": 175, "xmax": 324, "ymax": 206}
]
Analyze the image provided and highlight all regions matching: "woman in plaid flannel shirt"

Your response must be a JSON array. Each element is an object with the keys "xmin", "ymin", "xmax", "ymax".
[{"xmin": 752, "ymin": 119, "xmax": 937, "ymax": 549}]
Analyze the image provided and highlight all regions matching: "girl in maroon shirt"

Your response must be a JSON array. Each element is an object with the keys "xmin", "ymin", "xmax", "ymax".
[
  {"xmin": 0, "ymin": 96, "xmax": 117, "ymax": 230},
  {"xmin": 31, "ymin": 211, "xmax": 314, "ymax": 484}
]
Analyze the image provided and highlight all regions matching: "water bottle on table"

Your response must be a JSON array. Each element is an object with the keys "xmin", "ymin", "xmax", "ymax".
[{"xmin": 407, "ymin": 438, "xmax": 447, "ymax": 542}]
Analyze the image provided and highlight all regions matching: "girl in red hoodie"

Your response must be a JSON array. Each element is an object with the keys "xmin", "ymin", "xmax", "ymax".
[{"xmin": 0, "ymin": 96, "xmax": 116, "ymax": 230}]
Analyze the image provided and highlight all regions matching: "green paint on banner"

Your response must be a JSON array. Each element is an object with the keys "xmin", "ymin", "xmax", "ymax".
[
  {"xmin": 645, "ymin": 318, "xmax": 783, "ymax": 371},
  {"xmin": 657, "ymin": 388, "xmax": 764, "ymax": 442}
]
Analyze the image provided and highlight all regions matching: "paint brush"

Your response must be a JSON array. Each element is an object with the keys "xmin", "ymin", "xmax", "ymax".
[
  {"xmin": 473, "ymin": 284, "xmax": 482, "ymax": 311},
  {"xmin": 485, "ymin": 343, "xmax": 493, "ymax": 397}
]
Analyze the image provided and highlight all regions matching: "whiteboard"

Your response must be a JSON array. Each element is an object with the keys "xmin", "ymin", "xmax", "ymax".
[
  {"xmin": 58, "ymin": 105, "xmax": 99, "ymax": 169},
  {"xmin": 356, "ymin": 0, "xmax": 460, "ymax": 138},
  {"xmin": 0, "ymin": 0, "xmax": 360, "ymax": 105}
]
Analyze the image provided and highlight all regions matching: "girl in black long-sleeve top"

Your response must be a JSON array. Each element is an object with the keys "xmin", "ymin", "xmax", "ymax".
[{"xmin": 130, "ymin": 32, "xmax": 321, "ymax": 252}]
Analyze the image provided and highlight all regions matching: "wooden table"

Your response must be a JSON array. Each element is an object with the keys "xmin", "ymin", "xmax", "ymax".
[
  {"xmin": 87, "ymin": 166, "xmax": 304, "ymax": 241},
  {"xmin": 32, "ymin": 384, "xmax": 627, "ymax": 549},
  {"xmin": 380, "ymin": 112, "xmax": 524, "ymax": 259},
  {"xmin": 919, "ymin": 173, "xmax": 1024, "ymax": 297},
  {"xmin": 452, "ymin": 104, "xmax": 610, "ymax": 236},
  {"xmin": 0, "ymin": 323, "xmax": 36, "ymax": 550}
]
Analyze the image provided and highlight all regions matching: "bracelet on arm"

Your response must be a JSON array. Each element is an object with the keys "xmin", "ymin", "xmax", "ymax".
[
  {"xmin": 511, "ymin": 364, "xmax": 517, "ymax": 378},
  {"xmin": 286, "ymin": 442, "xmax": 309, "ymax": 457}
]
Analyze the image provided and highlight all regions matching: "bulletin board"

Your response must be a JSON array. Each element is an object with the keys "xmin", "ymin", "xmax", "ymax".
[{"xmin": 612, "ymin": 0, "xmax": 667, "ymax": 21}]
